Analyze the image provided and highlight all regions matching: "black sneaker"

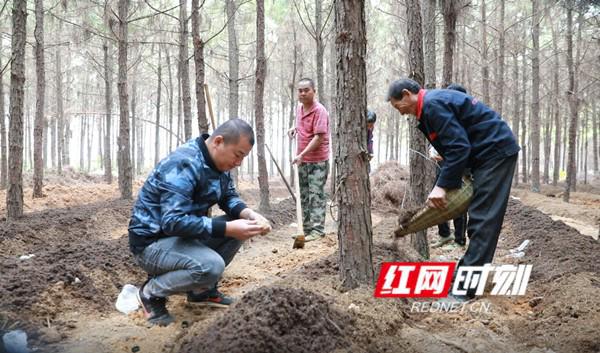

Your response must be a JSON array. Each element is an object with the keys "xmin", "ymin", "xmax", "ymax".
[
  {"xmin": 187, "ymin": 289, "xmax": 234, "ymax": 308},
  {"xmin": 137, "ymin": 283, "xmax": 175, "ymax": 326}
]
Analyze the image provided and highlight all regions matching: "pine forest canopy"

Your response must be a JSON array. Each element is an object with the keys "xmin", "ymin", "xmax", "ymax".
[{"xmin": 0, "ymin": 0, "xmax": 597, "ymax": 189}]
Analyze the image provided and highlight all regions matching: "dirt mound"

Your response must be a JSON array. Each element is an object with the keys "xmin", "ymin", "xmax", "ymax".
[
  {"xmin": 509, "ymin": 272, "xmax": 600, "ymax": 353},
  {"xmin": 370, "ymin": 161, "xmax": 408, "ymax": 214},
  {"xmin": 178, "ymin": 286, "xmax": 354, "ymax": 353},
  {"xmin": 503, "ymin": 199, "xmax": 600, "ymax": 281},
  {"xmin": 0, "ymin": 199, "xmax": 143, "ymax": 336},
  {"xmin": 262, "ymin": 197, "xmax": 296, "ymax": 228}
]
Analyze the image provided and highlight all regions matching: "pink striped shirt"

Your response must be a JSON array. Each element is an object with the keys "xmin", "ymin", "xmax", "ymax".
[{"xmin": 295, "ymin": 101, "xmax": 330, "ymax": 163}]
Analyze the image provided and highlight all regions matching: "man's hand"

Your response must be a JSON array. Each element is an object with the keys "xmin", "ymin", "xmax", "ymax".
[
  {"xmin": 287, "ymin": 127, "xmax": 297, "ymax": 139},
  {"xmin": 246, "ymin": 211, "xmax": 272, "ymax": 235},
  {"xmin": 427, "ymin": 186, "xmax": 447, "ymax": 209},
  {"xmin": 225, "ymin": 219, "xmax": 265, "ymax": 240},
  {"xmin": 291, "ymin": 154, "xmax": 304, "ymax": 165}
]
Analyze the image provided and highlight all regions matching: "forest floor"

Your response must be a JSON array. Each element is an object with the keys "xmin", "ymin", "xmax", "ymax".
[{"xmin": 0, "ymin": 165, "xmax": 599, "ymax": 353}]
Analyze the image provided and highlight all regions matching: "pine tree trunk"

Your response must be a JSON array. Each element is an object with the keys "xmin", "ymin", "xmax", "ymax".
[
  {"xmin": 176, "ymin": 62, "xmax": 183, "ymax": 145},
  {"xmin": 180, "ymin": 0, "xmax": 193, "ymax": 140},
  {"xmin": 480, "ymin": 0, "xmax": 490, "ymax": 104},
  {"xmin": 584, "ymin": 110, "xmax": 588, "ymax": 184},
  {"xmin": 155, "ymin": 48, "xmax": 162, "ymax": 166},
  {"xmin": 334, "ymin": 0, "xmax": 373, "ymax": 289},
  {"xmin": 495, "ymin": 0, "xmax": 505, "ymax": 116},
  {"xmin": 87, "ymin": 116, "xmax": 92, "ymax": 172},
  {"xmin": 593, "ymin": 103, "xmax": 598, "ymax": 174},
  {"xmin": 288, "ymin": 27, "xmax": 299, "ymax": 187},
  {"xmin": 512, "ymin": 52, "xmax": 520, "ymax": 186},
  {"xmin": 563, "ymin": 2, "xmax": 578, "ymax": 202},
  {"xmin": 530, "ymin": 0, "xmax": 540, "ymax": 192},
  {"xmin": 441, "ymin": 0, "xmax": 457, "ymax": 88},
  {"xmin": 422, "ymin": 0, "xmax": 436, "ymax": 89},
  {"xmin": 103, "ymin": 42, "xmax": 113, "ymax": 183},
  {"xmin": 56, "ymin": 45, "xmax": 64, "ymax": 175},
  {"xmin": 7, "ymin": 0, "xmax": 27, "ymax": 219},
  {"xmin": 80, "ymin": 116, "xmax": 86, "ymax": 171},
  {"xmin": 406, "ymin": 0, "xmax": 430, "ymax": 259},
  {"xmin": 521, "ymin": 52, "xmax": 528, "ymax": 184},
  {"xmin": 551, "ymin": 15, "xmax": 561, "ymax": 185},
  {"xmin": 315, "ymin": 0, "xmax": 326, "ymax": 108},
  {"xmin": 227, "ymin": 0, "xmax": 239, "ymax": 121},
  {"xmin": 192, "ymin": 0, "xmax": 209, "ymax": 135},
  {"xmin": 543, "ymin": 103, "xmax": 551, "ymax": 184},
  {"xmin": 0, "ymin": 39, "xmax": 6, "ymax": 189},
  {"xmin": 33, "ymin": 0, "xmax": 45, "ymax": 197},
  {"xmin": 117, "ymin": 0, "xmax": 132, "ymax": 199},
  {"xmin": 131, "ymin": 75, "xmax": 137, "ymax": 176},
  {"xmin": 255, "ymin": 0, "xmax": 270, "ymax": 212},
  {"xmin": 165, "ymin": 48, "xmax": 174, "ymax": 153}
]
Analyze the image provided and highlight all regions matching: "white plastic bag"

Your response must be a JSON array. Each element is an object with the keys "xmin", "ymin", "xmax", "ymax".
[
  {"xmin": 2, "ymin": 330, "xmax": 30, "ymax": 353},
  {"xmin": 115, "ymin": 284, "xmax": 140, "ymax": 314}
]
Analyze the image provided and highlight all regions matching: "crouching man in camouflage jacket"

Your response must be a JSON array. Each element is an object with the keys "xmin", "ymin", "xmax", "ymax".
[{"xmin": 128, "ymin": 118, "xmax": 271, "ymax": 326}]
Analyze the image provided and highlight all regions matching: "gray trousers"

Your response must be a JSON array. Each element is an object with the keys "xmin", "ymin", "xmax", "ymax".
[{"xmin": 134, "ymin": 216, "xmax": 243, "ymax": 298}]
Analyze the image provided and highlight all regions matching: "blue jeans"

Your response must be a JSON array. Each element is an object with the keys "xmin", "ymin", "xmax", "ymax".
[{"xmin": 134, "ymin": 216, "xmax": 243, "ymax": 298}]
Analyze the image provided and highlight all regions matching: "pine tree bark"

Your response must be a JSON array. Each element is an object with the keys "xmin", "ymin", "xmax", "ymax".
[
  {"xmin": 227, "ymin": 0, "xmax": 239, "ymax": 121},
  {"xmin": 255, "ymin": 0, "xmax": 270, "ymax": 212},
  {"xmin": 117, "ymin": 0, "xmax": 132, "ymax": 199},
  {"xmin": 191, "ymin": 0, "xmax": 209, "ymax": 134},
  {"xmin": 406, "ymin": 0, "xmax": 430, "ymax": 259},
  {"xmin": 521, "ymin": 52, "xmax": 528, "ymax": 184},
  {"xmin": 480, "ymin": 0, "xmax": 490, "ymax": 104},
  {"xmin": 563, "ymin": 2, "xmax": 578, "ymax": 202},
  {"xmin": 530, "ymin": 0, "xmax": 540, "ymax": 192},
  {"xmin": 0, "ymin": 38, "xmax": 7, "ymax": 189},
  {"xmin": 55, "ymin": 44, "xmax": 64, "ymax": 175},
  {"xmin": 441, "ymin": 0, "xmax": 457, "ymax": 88},
  {"xmin": 33, "ymin": 0, "xmax": 45, "ymax": 197},
  {"xmin": 165, "ymin": 48, "xmax": 174, "ymax": 153},
  {"xmin": 103, "ymin": 42, "xmax": 113, "ymax": 183},
  {"xmin": 551, "ymin": 15, "xmax": 561, "ymax": 185},
  {"xmin": 131, "ymin": 75, "xmax": 137, "ymax": 175},
  {"xmin": 315, "ymin": 0, "xmax": 326, "ymax": 107},
  {"xmin": 154, "ymin": 48, "xmax": 162, "ymax": 166},
  {"xmin": 226, "ymin": 0, "xmax": 241, "ymax": 184},
  {"xmin": 593, "ymin": 103, "xmax": 598, "ymax": 174},
  {"xmin": 543, "ymin": 103, "xmax": 551, "ymax": 184},
  {"xmin": 288, "ymin": 26, "xmax": 299, "ymax": 187},
  {"xmin": 496, "ymin": 0, "xmax": 505, "ymax": 116},
  {"xmin": 422, "ymin": 0, "xmax": 436, "ymax": 89},
  {"xmin": 334, "ymin": 0, "xmax": 373, "ymax": 289},
  {"xmin": 7, "ymin": 0, "xmax": 27, "ymax": 219},
  {"xmin": 512, "ymin": 52, "xmax": 520, "ymax": 185},
  {"xmin": 180, "ymin": 0, "xmax": 193, "ymax": 140}
]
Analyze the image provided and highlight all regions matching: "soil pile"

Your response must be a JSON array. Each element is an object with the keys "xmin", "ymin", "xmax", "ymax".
[
  {"xmin": 262, "ymin": 197, "xmax": 296, "ymax": 228},
  {"xmin": 0, "ymin": 199, "xmax": 143, "ymax": 334},
  {"xmin": 370, "ymin": 162, "xmax": 408, "ymax": 214},
  {"xmin": 178, "ymin": 286, "xmax": 354, "ymax": 353},
  {"xmin": 503, "ymin": 199, "xmax": 600, "ymax": 281}
]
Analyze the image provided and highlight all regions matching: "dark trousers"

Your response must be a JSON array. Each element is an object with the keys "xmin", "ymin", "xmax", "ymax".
[
  {"xmin": 438, "ymin": 213, "xmax": 467, "ymax": 245},
  {"xmin": 456, "ymin": 154, "xmax": 517, "ymax": 296},
  {"xmin": 435, "ymin": 163, "xmax": 467, "ymax": 245}
]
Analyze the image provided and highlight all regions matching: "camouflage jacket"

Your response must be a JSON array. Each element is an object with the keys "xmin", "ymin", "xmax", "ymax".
[{"xmin": 128, "ymin": 135, "xmax": 247, "ymax": 253}]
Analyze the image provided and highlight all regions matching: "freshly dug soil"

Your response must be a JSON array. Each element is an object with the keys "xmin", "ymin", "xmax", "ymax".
[
  {"xmin": 262, "ymin": 197, "xmax": 296, "ymax": 228},
  {"xmin": 370, "ymin": 162, "xmax": 408, "ymax": 214},
  {"xmin": 178, "ymin": 286, "xmax": 355, "ymax": 353},
  {"xmin": 503, "ymin": 199, "xmax": 600, "ymax": 281},
  {"xmin": 0, "ymin": 199, "xmax": 143, "ymax": 335}
]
